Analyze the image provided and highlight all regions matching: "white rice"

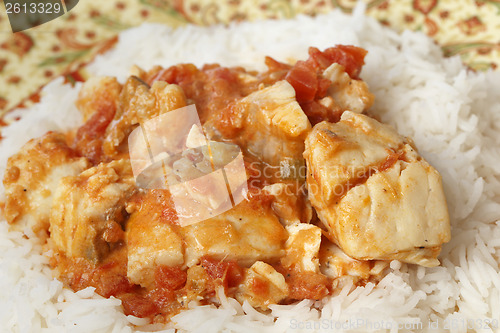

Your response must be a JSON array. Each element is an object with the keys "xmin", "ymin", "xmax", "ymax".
[{"xmin": 1, "ymin": 3, "xmax": 500, "ymax": 332}]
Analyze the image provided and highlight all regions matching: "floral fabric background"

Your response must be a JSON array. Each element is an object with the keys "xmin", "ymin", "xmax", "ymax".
[{"xmin": 0, "ymin": 0, "xmax": 499, "ymax": 118}]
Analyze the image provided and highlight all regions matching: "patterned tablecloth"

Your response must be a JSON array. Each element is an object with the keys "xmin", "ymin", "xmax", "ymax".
[{"xmin": 0, "ymin": 0, "xmax": 499, "ymax": 118}]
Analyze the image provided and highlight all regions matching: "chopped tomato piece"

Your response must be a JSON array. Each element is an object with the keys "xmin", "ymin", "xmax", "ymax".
[
  {"xmin": 264, "ymin": 56, "xmax": 292, "ymax": 72},
  {"xmin": 92, "ymin": 272, "xmax": 133, "ymax": 298},
  {"xmin": 286, "ymin": 45, "xmax": 367, "ymax": 104},
  {"xmin": 120, "ymin": 293, "xmax": 159, "ymax": 318},
  {"xmin": 308, "ymin": 45, "xmax": 367, "ymax": 79},
  {"xmin": 316, "ymin": 77, "xmax": 332, "ymax": 99},
  {"xmin": 286, "ymin": 271, "xmax": 330, "ymax": 301},
  {"xmin": 225, "ymin": 262, "xmax": 245, "ymax": 288},
  {"xmin": 200, "ymin": 256, "xmax": 245, "ymax": 289},
  {"xmin": 148, "ymin": 63, "xmax": 199, "ymax": 85},
  {"xmin": 68, "ymin": 259, "xmax": 134, "ymax": 298},
  {"xmin": 155, "ymin": 266, "xmax": 187, "ymax": 290},
  {"xmin": 201, "ymin": 257, "xmax": 227, "ymax": 280},
  {"xmin": 251, "ymin": 276, "xmax": 270, "ymax": 297},
  {"xmin": 285, "ymin": 60, "xmax": 318, "ymax": 103},
  {"xmin": 73, "ymin": 102, "xmax": 115, "ymax": 164},
  {"xmin": 301, "ymin": 100, "xmax": 343, "ymax": 125},
  {"xmin": 148, "ymin": 287, "xmax": 177, "ymax": 310},
  {"xmin": 379, "ymin": 150, "xmax": 404, "ymax": 172}
]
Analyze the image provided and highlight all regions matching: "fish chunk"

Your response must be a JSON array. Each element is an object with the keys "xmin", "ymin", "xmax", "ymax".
[
  {"xmin": 3, "ymin": 132, "xmax": 90, "ymax": 234},
  {"xmin": 75, "ymin": 76, "xmax": 122, "ymax": 122},
  {"xmin": 281, "ymin": 223, "xmax": 322, "ymax": 273},
  {"xmin": 182, "ymin": 196, "xmax": 287, "ymax": 267},
  {"xmin": 237, "ymin": 261, "xmax": 289, "ymax": 310},
  {"xmin": 318, "ymin": 239, "xmax": 388, "ymax": 282},
  {"xmin": 103, "ymin": 77, "xmax": 187, "ymax": 156},
  {"xmin": 211, "ymin": 80, "xmax": 311, "ymax": 169},
  {"xmin": 322, "ymin": 63, "xmax": 374, "ymax": 114},
  {"xmin": 49, "ymin": 159, "xmax": 135, "ymax": 263},
  {"xmin": 262, "ymin": 183, "xmax": 313, "ymax": 225},
  {"xmin": 304, "ymin": 111, "xmax": 450, "ymax": 267},
  {"xmin": 125, "ymin": 189, "xmax": 184, "ymax": 288}
]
